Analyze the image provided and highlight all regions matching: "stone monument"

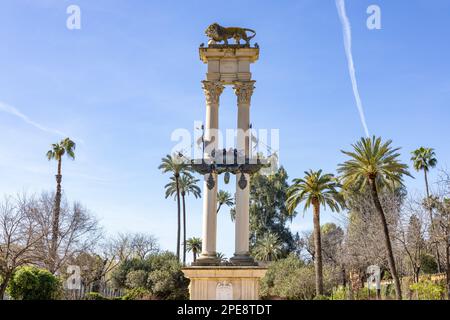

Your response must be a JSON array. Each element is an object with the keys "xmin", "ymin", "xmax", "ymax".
[{"xmin": 182, "ymin": 23, "xmax": 267, "ymax": 300}]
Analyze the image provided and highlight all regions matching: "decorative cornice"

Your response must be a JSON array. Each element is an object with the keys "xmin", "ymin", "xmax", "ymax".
[
  {"xmin": 233, "ymin": 81, "xmax": 256, "ymax": 105},
  {"xmin": 202, "ymin": 81, "xmax": 225, "ymax": 105}
]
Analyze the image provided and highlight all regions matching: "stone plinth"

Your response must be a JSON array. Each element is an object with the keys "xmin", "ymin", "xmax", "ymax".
[{"xmin": 182, "ymin": 266, "xmax": 267, "ymax": 300}]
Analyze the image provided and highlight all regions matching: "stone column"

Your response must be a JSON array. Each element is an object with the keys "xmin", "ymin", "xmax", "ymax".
[
  {"xmin": 195, "ymin": 80, "xmax": 224, "ymax": 265},
  {"xmin": 231, "ymin": 81, "xmax": 256, "ymax": 265}
]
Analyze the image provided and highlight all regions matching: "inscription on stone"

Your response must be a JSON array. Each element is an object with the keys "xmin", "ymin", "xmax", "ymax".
[{"xmin": 216, "ymin": 282, "xmax": 233, "ymax": 300}]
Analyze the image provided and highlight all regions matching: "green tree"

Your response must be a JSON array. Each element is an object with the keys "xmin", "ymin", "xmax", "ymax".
[
  {"xmin": 46, "ymin": 137, "xmax": 76, "ymax": 273},
  {"xmin": 186, "ymin": 237, "xmax": 202, "ymax": 263},
  {"xmin": 239, "ymin": 167, "xmax": 296, "ymax": 256},
  {"xmin": 7, "ymin": 266, "xmax": 60, "ymax": 300},
  {"xmin": 159, "ymin": 154, "xmax": 191, "ymax": 261},
  {"xmin": 411, "ymin": 147, "xmax": 437, "ymax": 200},
  {"xmin": 286, "ymin": 170, "xmax": 343, "ymax": 296},
  {"xmin": 165, "ymin": 173, "xmax": 200, "ymax": 265},
  {"xmin": 338, "ymin": 136, "xmax": 411, "ymax": 300},
  {"xmin": 253, "ymin": 232, "xmax": 283, "ymax": 262},
  {"xmin": 217, "ymin": 190, "xmax": 234, "ymax": 215},
  {"xmin": 411, "ymin": 147, "xmax": 440, "ymax": 272},
  {"xmin": 125, "ymin": 270, "xmax": 148, "ymax": 289}
]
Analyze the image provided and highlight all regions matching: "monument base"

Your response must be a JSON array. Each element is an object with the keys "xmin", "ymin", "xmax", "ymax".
[
  {"xmin": 230, "ymin": 254, "xmax": 257, "ymax": 266},
  {"xmin": 182, "ymin": 266, "xmax": 267, "ymax": 300},
  {"xmin": 191, "ymin": 256, "xmax": 220, "ymax": 266}
]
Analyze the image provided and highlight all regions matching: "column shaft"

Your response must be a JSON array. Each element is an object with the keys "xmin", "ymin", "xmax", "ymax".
[
  {"xmin": 196, "ymin": 81, "xmax": 223, "ymax": 265},
  {"xmin": 231, "ymin": 81, "xmax": 255, "ymax": 265}
]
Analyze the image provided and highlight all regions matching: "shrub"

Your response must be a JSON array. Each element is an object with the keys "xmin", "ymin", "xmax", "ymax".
[
  {"xmin": 260, "ymin": 254, "xmax": 335, "ymax": 300},
  {"xmin": 313, "ymin": 295, "xmax": 330, "ymax": 300},
  {"xmin": 125, "ymin": 270, "xmax": 148, "ymax": 289},
  {"xmin": 354, "ymin": 287, "xmax": 377, "ymax": 300},
  {"xmin": 382, "ymin": 283, "xmax": 395, "ymax": 299},
  {"xmin": 410, "ymin": 279, "xmax": 445, "ymax": 300},
  {"xmin": 382, "ymin": 270, "xmax": 392, "ymax": 280},
  {"xmin": 84, "ymin": 292, "xmax": 109, "ymax": 300},
  {"xmin": 331, "ymin": 286, "xmax": 348, "ymax": 300},
  {"xmin": 122, "ymin": 287, "xmax": 152, "ymax": 300},
  {"xmin": 401, "ymin": 277, "xmax": 413, "ymax": 300},
  {"xmin": 112, "ymin": 251, "xmax": 189, "ymax": 300},
  {"xmin": 147, "ymin": 258, "xmax": 189, "ymax": 300},
  {"xmin": 7, "ymin": 266, "xmax": 60, "ymax": 300},
  {"xmin": 420, "ymin": 254, "xmax": 438, "ymax": 274}
]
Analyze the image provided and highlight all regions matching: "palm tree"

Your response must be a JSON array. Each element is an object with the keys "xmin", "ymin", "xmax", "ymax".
[
  {"xmin": 286, "ymin": 169, "xmax": 343, "ymax": 296},
  {"xmin": 180, "ymin": 175, "xmax": 201, "ymax": 265},
  {"xmin": 217, "ymin": 190, "xmax": 234, "ymax": 214},
  {"xmin": 411, "ymin": 147, "xmax": 440, "ymax": 272},
  {"xmin": 253, "ymin": 232, "xmax": 282, "ymax": 262},
  {"xmin": 338, "ymin": 136, "xmax": 411, "ymax": 300},
  {"xmin": 411, "ymin": 147, "xmax": 437, "ymax": 199},
  {"xmin": 46, "ymin": 137, "xmax": 76, "ymax": 272},
  {"xmin": 186, "ymin": 237, "xmax": 202, "ymax": 263},
  {"xmin": 216, "ymin": 252, "xmax": 227, "ymax": 263},
  {"xmin": 159, "ymin": 154, "xmax": 191, "ymax": 261},
  {"xmin": 165, "ymin": 173, "xmax": 200, "ymax": 265}
]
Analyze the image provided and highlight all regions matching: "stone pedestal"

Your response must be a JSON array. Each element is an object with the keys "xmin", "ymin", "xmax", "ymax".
[{"xmin": 182, "ymin": 266, "xmax": 267, "ymax": 300}]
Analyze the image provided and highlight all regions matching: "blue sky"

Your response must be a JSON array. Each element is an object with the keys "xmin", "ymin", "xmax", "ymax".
[{"xmin": 0, "ymin": 0, "xmax": 449, "ymax": 261}]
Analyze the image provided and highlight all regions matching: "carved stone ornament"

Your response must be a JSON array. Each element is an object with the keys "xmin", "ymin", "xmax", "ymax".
[
  {"xmin": 238, "ymin": 173, "xmax": 247, "ymax": 190},
  {"xmin": 233, "ymin": 81, "xmax": 255, "ymax": 105},
  {"xmin": 207, "ymin": 173, "xmax": 215, "ymax": 190},
  {"xmin": 202, "ymin": 81, "xmax": 224, "ymax": 105}
]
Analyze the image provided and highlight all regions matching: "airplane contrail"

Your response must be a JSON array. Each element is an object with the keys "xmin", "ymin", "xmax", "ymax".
[
  {"xmin": 0, "ymin": 101, "xmax": 82, "ymax": 142},
  {"xmin": 335, "ymin": 0, "xmax": 370, "ymax": 137}
]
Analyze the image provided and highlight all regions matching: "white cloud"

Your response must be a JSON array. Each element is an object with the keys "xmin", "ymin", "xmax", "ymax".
[
  {"xmin": 336, "ymin": 0, "xmax": 370, "ymax": 137},
  {"xmin": 0, "ymin": 101, "xmax": 67, "ymax": 136},
  {"xmin": 0, "ymin": 101, "xmax": 83, "ymax": 143}
]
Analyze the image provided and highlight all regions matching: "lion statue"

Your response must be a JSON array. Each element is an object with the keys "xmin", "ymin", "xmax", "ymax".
[{"xmin": 205, "ymin": 23, "xmax": 256, "ymax": 46}]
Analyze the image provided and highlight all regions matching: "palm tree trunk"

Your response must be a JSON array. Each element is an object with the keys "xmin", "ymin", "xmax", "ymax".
[
  {"xmin": 182, "ymin": 192, "xmax": 187, "ymax": 266},
  {"xmin": 425, "ymin": 170, "xmax": 442, "ymax": 273},
  {"xmin": 312, "ymin": 199, "xmax": 324, "ymax": 296},
  {"xmin": 50, "ymin": 159, "xmax": 62, "ymax": 273},
  {"xmin": 175, "ymin": 175, "xmax": 181, "ymax": 261},
  {"xmin": 424, "ymin": 169, "xmax": 430, "ymax": 199},
  {"xmin": 369, "ymin": 179, "xmax": 402, "ymax": 300},
  {"xmin": 193, "ymin": 251, "xmax": 197, "ymax": 262}
]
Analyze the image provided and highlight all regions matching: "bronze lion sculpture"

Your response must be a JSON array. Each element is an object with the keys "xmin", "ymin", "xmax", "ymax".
[{"xmin": 205, "ymin": 23, "xmax": 256, "ymax": 46}]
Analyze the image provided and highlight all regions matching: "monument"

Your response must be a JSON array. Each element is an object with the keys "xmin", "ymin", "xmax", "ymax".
[{"xmin": 181, "ymin": 23, "xmax": 267, "ymax": 300}]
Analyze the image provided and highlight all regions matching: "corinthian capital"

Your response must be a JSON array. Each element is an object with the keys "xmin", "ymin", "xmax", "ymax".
[
  {"xmin": 233, "ymin": 81, "xmax": 256, "ymax": 105},
  {"xmin": 202, "ymin": 81, "xmax": 225, "ymax": 105}
]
